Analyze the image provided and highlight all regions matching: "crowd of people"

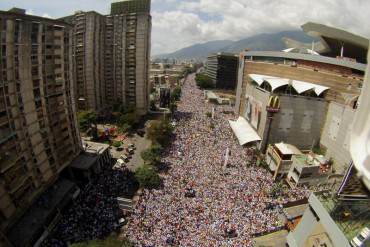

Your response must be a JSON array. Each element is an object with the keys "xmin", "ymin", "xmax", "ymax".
[
  {"xmin": 42, "ymin": 167, "xmax": 138, "ymax": 246},
  {"xmin": 125, "ymin": 74, "xmax": 310, "ymax": 246}
]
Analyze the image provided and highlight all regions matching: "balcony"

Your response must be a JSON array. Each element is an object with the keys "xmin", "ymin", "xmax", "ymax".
[
  {"xmin": 0, "ymin": 151, "xmax": 19, "ymax": 173},
  {"xmin": 0, "ymin": 129, "xmax": 16, "ymax": 145},
  {"xmin": 0, "ymin": 115, "xmax": 9, "ymax": 126}
]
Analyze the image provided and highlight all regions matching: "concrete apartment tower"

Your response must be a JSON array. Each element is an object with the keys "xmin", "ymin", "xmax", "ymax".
[
  {"xmin": 63, "ymin": 11, "xmax": 106, "ymax": 111},
  {"xmin": 0, "ymin": 9, "xmax": 81, "ymax": 233},
  {"xmin": 107, "ymin": 0, "xmax": 151, "ymax": 115},
  {"xmin": 63, "ymin": 0, "xmax": 152, "ymax": 115}
]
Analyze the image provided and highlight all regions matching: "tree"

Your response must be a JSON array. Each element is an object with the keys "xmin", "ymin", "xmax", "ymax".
[
  {"xmin": 195, "ymin": 74, "xmax": 214, "ymax": 89},
  {"xmin": 146, "ymin": 120, "xmax": 174, "ymax": 147},
  {"xmin": 141, "ymin": 144, "xmax": 163, "ymax": 166},
  {"xmin": 112, "ymin": 141, "xmax": 122, "ymax": 148},
  {"xmin": 270, "ymin": 182, "xmax": 284, "ymax": 198},
  {"xmin": 171, "ymin": 86, "xmax": 182, "ymax": 102},
  {"xmin": 77, "ymin": 110, "xmax": 97, "ymax": 132},
  {"xmin": 135, "ymin": 164, "xmax": 161, "ymax": 189},
  {"xmin": 169, "ymin": 102, "xmax": 177, "ymax": 114},
  {"xmin": 117, "ymin": 111, "xmax": 138, "ymax": 133}
]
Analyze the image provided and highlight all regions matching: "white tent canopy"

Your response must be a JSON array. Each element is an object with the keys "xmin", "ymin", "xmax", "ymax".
[
  {"xmin": 229, "ymin": 117, "xmax": 261, "ymax": 145},
  {"xmin": 248, "ymin": 74, "xmax": 330, "ymax": 96},
  {"xmin": 291, "ymin": 80, "xmax": 330, "ymax": 95},
  {"xmin": 249, "ymin": 74, "xmax": 267, "ymax": 86},
  {"xmin": 264, "ymin": 78, "xmax": 289, "ymax": 92}
]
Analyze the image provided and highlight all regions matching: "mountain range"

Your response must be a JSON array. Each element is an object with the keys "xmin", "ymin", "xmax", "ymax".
[{"xmin": 154, "ymin": 30, "xmax": 316, "ymax": 60}]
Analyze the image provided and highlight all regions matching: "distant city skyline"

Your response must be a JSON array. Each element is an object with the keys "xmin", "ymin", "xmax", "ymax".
[{"xmin": 0, "ymin": 0, "xmax": 369, "ymax": 55}]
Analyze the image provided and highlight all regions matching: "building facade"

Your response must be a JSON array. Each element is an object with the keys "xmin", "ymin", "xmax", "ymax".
[
  {"xmin": 233, "ymin": 49, "xmax": 365, "ymax": 173},
  {"xmin": 62, "ymin": 0, "xmax": 151, "ymax": 115},
  {"xmin": 205, "ymin": 52, "xmax": 238, "ymax": 89},
  {"xmin": 286, "ymin": 165, "xmax": 370, "ymax": 247},
  {"xmin": 62, "ymin": 11, "xmax": 106, "ymax": 111},
  {"xmin": 0, "ymin": 8, "xmax": 81, "ymax": 235}
]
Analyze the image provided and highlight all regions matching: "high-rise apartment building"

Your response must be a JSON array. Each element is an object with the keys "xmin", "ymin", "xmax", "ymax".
[
  {"xmin": 0, "ymin": 8, "xmax": 81, "ymax": 232},
  {"xmin": 205, "ymin": 52, "xmax": 239, "ymax": 89},
  {"xmin": 63, "ymin": 11, "xmax": 106, "ymax": 111},
  {"xmin": 63, "ymin": 0, "xmax": 151, "ymax": 115}
]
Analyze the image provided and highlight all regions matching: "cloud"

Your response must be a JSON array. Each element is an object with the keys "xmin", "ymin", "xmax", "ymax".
[
  {"xmin": 42, "ymin": 13, "xmax": 52, "ymax": 18},
  {"xmin": 1, "ymin": 0, "xmax": 368, "ymax": 55},
  {"xmin": 152, "ymin": 0, "xmax": 370, "ymax": 55}
]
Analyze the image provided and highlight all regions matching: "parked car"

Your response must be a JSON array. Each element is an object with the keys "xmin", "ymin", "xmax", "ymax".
[
  {"xmin": 127, "ymin": 147, "xmax": 135, "ymax": 154},
  {"xmin": 128, "ymin": 143, "xmax": 136, "ymax": 150},
  {"xmin": 351, "ymin": 227, "xmax": 370, "ymax": 247},
  {"xmin": 137, "ymin": 129, "xmax": 145, "ymax": 137},
  {"xmin": 120, "ymin": 155, "xmax": 129, "ymax": 162}
]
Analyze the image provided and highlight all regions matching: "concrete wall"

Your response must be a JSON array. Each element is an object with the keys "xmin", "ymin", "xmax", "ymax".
[
  {"xmin": 287, "ymin": 194, "xmax": 350, "ymax": 247},
  {"xmin": 269, "ymin": 95, "xmax": 327, "ymax": 150},
  {"xmin": 243, "ymin": 83, "xmax": 270, "ymax": 139},
  {"xmin": 320, "ymin": 102, "xmax": 355, "ymax": 174}
]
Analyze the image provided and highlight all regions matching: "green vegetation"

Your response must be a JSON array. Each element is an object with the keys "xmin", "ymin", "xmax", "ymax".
[
  {"xmin": 141, "ymin": 144, "xmax": 163, "ymax": 166},
  {"xmin": 169, "ymin": 102, "xmax": 177, "ymax": 114},
  {"xmin": 195, "ymin": 73, "xmax": 214, "ymax": 89},
  {"xmin": 147, "ymin": 119, "xmax": 174, "ymax": 148},
  {"xmin": 112, "ymin": 104, "xmax": 139, "ymax": 134},
  {"xmin": 171, "ymin": 86, "xmax": 182, "ymax": 102},
  {"xmin": 206, "ymin": 112, "xmax": 212, "ymax": 118},
  {"xmin": 150, "ymin": 99, "xmax": 157, "ymax": 111},
  {"xmin": 78, "ymin": 110, "xmax": 97, "ymax": 132},
  {"xmin": 270, "ymin": 182, "xmax": 284, "ymax": 198},
  {"xmin": 70, "ymin": 235, "xmax": 133, "ymax": 247},
  {"xmin": 135, "ymin": 164, "xmax": 161, "ymax": 189},
  {"xmin": 112, "ymin": 141, "xmax": 122, "ymax": 148},
  {"xmin": 312, "ymin": 146, "xmax": 327, "ymax": 155}
]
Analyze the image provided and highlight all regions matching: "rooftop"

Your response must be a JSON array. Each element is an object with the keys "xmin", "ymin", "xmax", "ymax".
[
  {"xmin": 69, "ymin": 153, "xmax": 98, "ymax": 170},
  {"xmin": 275, "ymin": 143, "xmax": 302, "ymax": 155},
  {"xmin": 315, "ymin": 191, "xmax": 370, "ymax": 241},
  {"xmin": 243, "ymin": 50, "xmax": 366, "ymax": 71},
  {"xmin": 294, "ymin": 153, "xmax": 328, "ymax": 167},
  {"xmin": 253, "ymin": 230, "xmax": 288, "ymax": 247},
  {"xmin": 7, "ymin": 179, "xmax": 77, "ymax": 246}
]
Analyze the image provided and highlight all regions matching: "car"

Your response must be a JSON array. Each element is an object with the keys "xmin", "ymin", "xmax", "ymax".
[
  {"xmin": 118, "ymin": 217, "xmax": 127, "ymax": 227},
  {"xmin": 116, "ymin": 158, "xmax": 125, "ymax": 166},
  {"xmin": 351, "ymin": 227, "xmax": 370, "ymax": 247},
  {"xmin": 127, "ymin": 147, "xmax": 135, "ymax": 154},
  {"xmin": 128, "ymin": 143, "xmax": 136, "ymax": 149},
  {"xmin": 137, "ymin": 129, "xmax": 145, "ymax": 137},
  {"xmin": 120, "ymin": 155, "xmax": 129, "ymax": 162}
]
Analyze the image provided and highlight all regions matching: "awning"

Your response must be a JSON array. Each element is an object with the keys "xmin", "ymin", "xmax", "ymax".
[
  {"xmin": 248, "ymin": 73, "xmax": 330, "ymax": 96},
  {"xmin": 229, "ymin": 117, "xmax": 261, "ymax": 145},
  {"xmin": 249, "ymin": 74, "xmax": 266, "ymax": 86},
  {"xmin": 264, "ymin": 78, "xmax": 289, "ymax": 92},
  {"xmin": 292, "ymin": 80, "xmax": 329, "ymax": 95},
  {"xmin": 291, "ymin": 80, "xmax": 316, "ymax": 94},
  {"xmin": 275, "ymin": 142, "xmax": 302, "ymax": 155}
]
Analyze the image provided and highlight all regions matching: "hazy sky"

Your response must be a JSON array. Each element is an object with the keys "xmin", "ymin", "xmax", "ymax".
[{"xmin": 1, "ymin": 0, "xmax": 369, "ymax": 55}]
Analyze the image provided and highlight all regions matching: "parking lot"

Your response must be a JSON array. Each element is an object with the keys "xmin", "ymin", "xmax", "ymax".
[{"xmin": 110, "ymin": 133, "xmax": 152, "ymax": 171}]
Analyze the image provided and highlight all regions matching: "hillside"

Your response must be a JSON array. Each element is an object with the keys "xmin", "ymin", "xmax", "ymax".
[{"xmin": 154, "ymin": 30, "xmax": 316, "ymax": 60}]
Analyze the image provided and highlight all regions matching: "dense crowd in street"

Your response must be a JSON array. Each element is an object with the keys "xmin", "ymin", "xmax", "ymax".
[
  {"xmin": 42, "ymin": 167, "xmax": 138, "ymax": 246},
  {"xmin": 125, "ymin": 74, "xmax": 310, "ymax": 246}
]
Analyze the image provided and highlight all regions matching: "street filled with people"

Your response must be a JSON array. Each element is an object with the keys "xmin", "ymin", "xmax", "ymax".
[
  {"xmin": 42, "ymin": 167, "xmax": 138, "ymax": 246},
  {"xmin": 125, "ymin": 74, "xmax": 310, "ymax": 246}
]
